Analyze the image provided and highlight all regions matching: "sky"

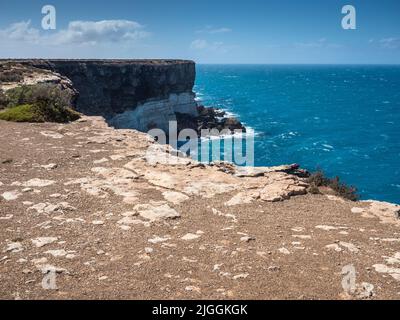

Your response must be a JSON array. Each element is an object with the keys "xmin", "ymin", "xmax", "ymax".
[{"xmin": 0, "ymin": 0, "xmax": 399, "ymax": 64}]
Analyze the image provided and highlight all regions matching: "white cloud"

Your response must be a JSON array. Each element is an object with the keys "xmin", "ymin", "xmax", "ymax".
[
  {"xmin": 190, "ymin": 39, "xmax": 233, "ymax": 54},
  {"xmin": 0, "ymin": 19, "xmax": 149, "ymax": 46},
  {"xmin": 190, "ymin": 39, "xmax": 209, "ymax": 49},
  {"xmin": 208, "ymin": 27, "xmax": 232, "ymax": 34},
  {"xmin": 54, "ymin": 20, "xmax": 149, "ymax": 45},
  {"xmin": 196, "ymin": 26, "xmax": 232, "ymax": 34},
  {"xmin": 379, "ymin": 38, "xmax": 400, "ymax": 49},
  {"xmin": 0, "ymin": 20, "xmax": 40, "ymax": 43},
  {"xmin": 294, "ymin": 38, "xmax": 326, "ymax": 48},
  {"xmin": 294, "ymin": 38, "xmax": 342, "ymax": 49}
]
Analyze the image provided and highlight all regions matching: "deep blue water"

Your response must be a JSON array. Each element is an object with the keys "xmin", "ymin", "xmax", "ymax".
[{"xmin": 194, "ymin": 65, "xmax": 400, "ymax": 204}]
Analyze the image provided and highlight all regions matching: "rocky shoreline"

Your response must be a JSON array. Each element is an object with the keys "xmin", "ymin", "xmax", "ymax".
[{"xmin": 176, "ymin": 105, "xmax": 246, "ymax": 136}]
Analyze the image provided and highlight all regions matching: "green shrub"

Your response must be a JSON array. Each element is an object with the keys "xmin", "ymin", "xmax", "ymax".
[
  {"xmin": 306, "ymin": 170, "xmax": 359, "ymax": 201},
  {"xmin": 0, "ymin": 84, "xmax": 80, "ymax": 123},
  {"xmin": 0, "ymin": 103, "xmax": 80, "ymax": 123},
  {"xmin": 0, "ymin": 89, "xmax": 9, "ymax": 110},
  {"xmin": 5, "ymin": 84, "xmax": 72, "ymax": 108},
  {"xmin": 0, "ymin": 104, "xmax": 43, "ymax": 122},
  {"xmin": 0, "ymin": 70, "xmax": 23, "ymax": 83}
]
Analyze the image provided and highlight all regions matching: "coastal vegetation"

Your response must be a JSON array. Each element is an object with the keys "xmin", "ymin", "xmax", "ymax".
[
  {"xmin": 0, "ymin": 89, "xmax": 8, "ymax": 110},
  {"xmin": 0, "ymin": 84, "xmax": 80, "ymax": 123},
  {"xmin": 307, "ymin": 170, "xmax": 359, "ymax": 201},
  {"xmin": 0, "ymin": 62, "xmax": 25, "ymax": 83}
]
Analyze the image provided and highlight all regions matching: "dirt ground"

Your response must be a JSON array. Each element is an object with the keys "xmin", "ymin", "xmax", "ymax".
[{"xmin": 0, "ymin": 117, "xmax": 399, "ymax": 300}]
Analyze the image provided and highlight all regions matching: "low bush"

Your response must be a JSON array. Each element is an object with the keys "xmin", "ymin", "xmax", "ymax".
[
  {"xmin": 0, "ymin": 104, "xmax": 42, "ymax": 122},
  {"xmin": 5, "ymin": 84, "xmax": 72, "ymax": 108},
  {"xmin": 0, "ymin": 70, "xmax": 23, "ymax": 83},
  {"xmin": 0, "ymin": 84, "xmax": 80, "ymax": 123},
  {"xmin": 307, "ymin": 170, "xmax": 359, "ymax": 201},
  {"xmin": 0, "ymin": 103, "xmax": 80, "ymax": 123},
  {"xmin": 0, "ymin": 89, "xmax": 9, "ymax": 110}
]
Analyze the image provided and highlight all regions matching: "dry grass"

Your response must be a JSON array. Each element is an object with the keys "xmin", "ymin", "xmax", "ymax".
[{"xmin": 307, "ymin": 170, "xmax": 359, "ymax": 201}]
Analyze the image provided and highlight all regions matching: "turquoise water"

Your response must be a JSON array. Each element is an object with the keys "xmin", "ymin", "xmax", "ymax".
[{"xmin": 195, "ymin": 65, "xmax": 400, "ymax": 204}]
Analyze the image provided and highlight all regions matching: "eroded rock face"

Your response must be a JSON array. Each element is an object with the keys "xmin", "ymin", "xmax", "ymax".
[
  {"xmin": 2, "ymin": 59, "xmax": 245, "ymax": 135},
  {"xmin": 22, "ymin": 59, "xmax": 197, "ymax": 118},
  {"xmin": 109, "ymin": 92, "xmax": 198, "ymax": 132}
]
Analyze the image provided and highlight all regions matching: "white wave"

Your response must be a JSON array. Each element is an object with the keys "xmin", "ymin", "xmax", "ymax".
[{"xmin": 199, "ymin": 127, "xmax": 258, "ymax": 141}]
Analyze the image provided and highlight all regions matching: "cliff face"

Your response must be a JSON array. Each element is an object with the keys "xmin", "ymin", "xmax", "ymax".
[
  {"xmin": 1, "ymin": 59, "xmax": 245, "ymax": 134},
  {"xmin": 15, "ymin": 59, "xmax": 199, "ymax": 132}
]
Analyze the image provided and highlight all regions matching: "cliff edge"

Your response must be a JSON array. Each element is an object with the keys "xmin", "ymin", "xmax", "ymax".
[
  {"xmin": 0, "ymin": 59, "xmax": 244, "ymax": 134},
  {"xmin": 0, "ymin": 116, "xmax": 399, "ymax": 300}
]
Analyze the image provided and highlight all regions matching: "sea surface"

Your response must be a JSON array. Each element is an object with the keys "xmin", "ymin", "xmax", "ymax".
[{"xmin": 194, "ymin": 64, "xmax": 400, "ymax": 204}]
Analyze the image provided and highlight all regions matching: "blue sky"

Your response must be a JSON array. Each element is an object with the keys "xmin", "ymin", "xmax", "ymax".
[{"xmin": 0, "ymin": 0, "xmax": 399, "ymax": 63}]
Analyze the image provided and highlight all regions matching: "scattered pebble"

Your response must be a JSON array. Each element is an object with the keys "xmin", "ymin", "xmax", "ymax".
[
  {"xmin": 233, "ymin": 273, "xmax": 249, "ymax": 280},
  {"xmin": 148, "ymin": 236, "xmax": 171, "ymax": 244},
  {"xmin": 0, "ymin": 214, "xmax": 13, "ymax": 220},
  {"xmin": 373, "ymin": 264, "xmax": 400, "ymax": 281},
  {"xmin": 185, "ymin": 286, "xmax": 201, "ymax": 293},
  {"xmin": 93, "ymin": 158, "xmax": 109, "ymax": 164},
  {"xmin": 268, "ymin": 266, "xmax": 281, "ymax": 272},
  {"xmin": 40, "ymin": 131, "xmax": 64, "ymax": 139},
  {"xmin": 4, "ymin": 242, "xmax": 23, "ymax": 253},
  {"xmin": 240, "ymin": 236, "xmax": 255, "ymax": 243},
  {"xmin": 1, "ymin": 191, "xmax": 22, "ymax": 201},
  {"xmin": 278, "ymin": 247, "xmax": 291, "ymax": 255},
  {"xmin": 31, "ymin": 237, "xmax": 58, "ymax": 248},
  {"xmin": 162, "ymin": 191, "xmax": 189, "ymax": 205},
  {"xmin": 41, "ymin": 163, "xmax": 58, "ymax": 170},
  {"xmin": 45, "ymin": 249, "xmax": 68, "ymax": 257},
  {"xmin": 326, "ymin": 242, "xmax": 359, "ymax": 253},
  {"xmin": 144, "ymin": 247, "xmax": 154, "ymax": 254},
  {"xmin": 351, "ymin": 207, "xmax": 365, "ymax": 214},
  {"xmin": 339, "ymin": 242, "xmax": 360, "ymax": 253},
  {"xmin": 23, "ymin": 179, "xmax": 55, "ymax": 188},
  {"xmin": 181, "ymin": 233, "xmax": 201, "ymax": 241},
  {"xmin": 292, "ymin": 235, "xmax": 312, "ymax": 240},
  {"xmin": 315, "ymin": 225, "xmax": 338, "ymax": 231}
]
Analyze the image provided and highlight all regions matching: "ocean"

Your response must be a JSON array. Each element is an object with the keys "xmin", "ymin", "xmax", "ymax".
[{"xmin": 194, "ymin": 64, "xmax": 400, "ymax": 204}]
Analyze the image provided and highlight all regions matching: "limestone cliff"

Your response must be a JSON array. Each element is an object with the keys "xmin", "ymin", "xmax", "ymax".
[
  {"xmin": 1, "ymin": 59, "xmax": 244, "ymax": 134},
  {"xmin": 16, "ymin": 59, "xmax": 199, "ymax": 132}
]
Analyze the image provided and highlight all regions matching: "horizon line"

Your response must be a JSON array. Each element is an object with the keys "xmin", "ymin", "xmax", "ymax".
[{"xmin": 196, "ymin": 62, "xmax": 400, "ymax": 66}]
